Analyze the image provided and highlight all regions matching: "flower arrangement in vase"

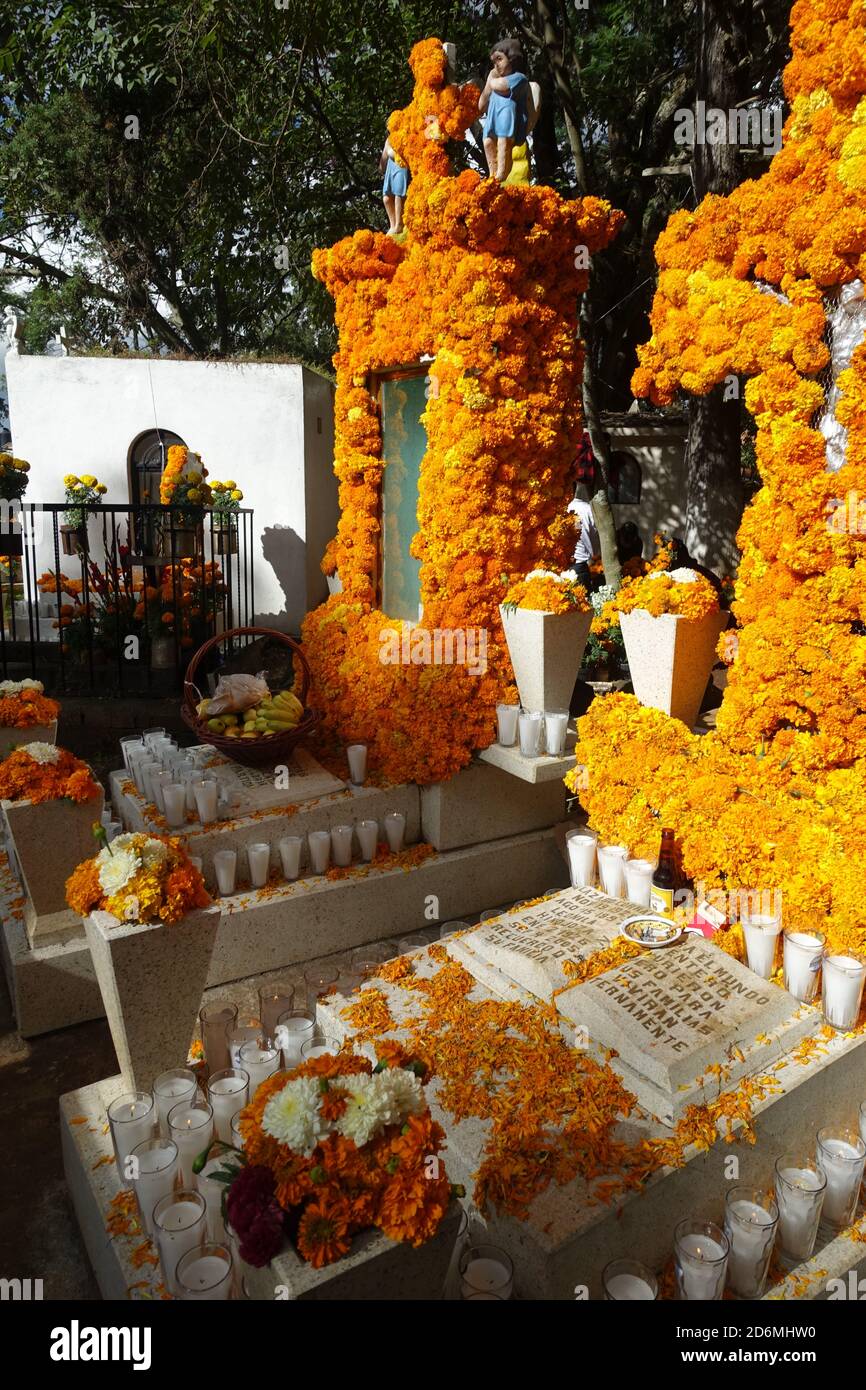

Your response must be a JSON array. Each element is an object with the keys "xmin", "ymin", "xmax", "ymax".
[
  {"xmin": 499, "ymin": 569, "xmax": 593, "ymax": 713},
  {"xmin": 61, "ymin": 473, "xmax": 107, "ymax": 553},
  {"xmin": 0, "ymin": 742, "xmax": 100, "ymax": 805},
  {"xmin": 209, "ymin": 480, "xmax": 244, "ymax": 553},
  {"xmin": 159, "ymin": 446, "xmax": 212, "ymax": 557},
  {"xmin": 66, "ymin": 831, "xmax": 210, "ymax": 925}
]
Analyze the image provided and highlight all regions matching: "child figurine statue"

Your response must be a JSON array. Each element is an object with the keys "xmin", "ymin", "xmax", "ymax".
[
  {"xmin": 379, "ymin": 135, "xmax": 410, "ymax": 236},
  {"xmin": 478, "ymin": 38, "xmax": 536, "ymax": 182}
]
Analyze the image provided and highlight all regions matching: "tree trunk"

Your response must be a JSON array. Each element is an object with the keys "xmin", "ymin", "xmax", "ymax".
[
  {"xmin": 581, "ymin": 323, "xmax": 622, "ymax": 590},
  {"xmin": 685, "ymin": 0, "xmax": 748, "ymax": 573}
]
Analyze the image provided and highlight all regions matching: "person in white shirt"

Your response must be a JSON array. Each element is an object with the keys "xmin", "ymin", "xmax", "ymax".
[{"xmin": 567, "ymin": 483, "xmax": 599, "ymax": 588}]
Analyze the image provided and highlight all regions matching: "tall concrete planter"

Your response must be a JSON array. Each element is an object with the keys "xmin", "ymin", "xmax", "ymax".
[
  {"xmin": 0, "ymin": 720, "xmax": 57, "ymax": 758},
  {"xmin": 3, "ymin": 785, "xmax": 104, "ymax": 941},
  {"xmin": 499, "ymin": 605, "xmax": 592, "ymax": 712},
  {"xmin": 242, "ymin": 1201, "xmax": 463, "ymax": 1301},
  {"xmin": 85, "ymin": 906, "xmax": 222, "ymax": 1091},
  {"xmin": 619, "ymin": 608, "xmax": 729, "ymax": 729}
]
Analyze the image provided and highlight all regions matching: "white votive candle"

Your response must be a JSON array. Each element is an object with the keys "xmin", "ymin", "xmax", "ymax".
[
  {"xmin": 228, "ymin": 1021, "xmax": 263, "ymax": 1070},
  {"xmin": 816, "ymin": 1128, "xmax": 866, "ymax": 1229},
  {"xmin": 822, "ymin": 952, "xmax": 866, "ymax": 1031},
  {"xmin": 723, "ymin": 1189, "xmax": 778, "ymax": 1298},
  {"xmin": 566, "ymin": 829, "xmax": 596, "ymax": 888},
  {"xmin": 168, "ymin": 1099, "xmax": 214, "ymax": 1188},
  {"xmin": 742, "ymin": 913, "xmax": 782, "ymax": 980},
  {"xmin": 384, "ymin": 811, "xmax": 405, "ymax": 853},
  {"xmin": 597, "ymin": 844, "xmax": 629, "ymax": 899},
  {"xmin": 162, "ymin": 782, "xmax": 187, "ymax": 828},
  {"xmin": 247, "ymin": 842, "xmax": 271, "ymax": 889},
  {"xmin": 674, "ymin": 1221, "xmax": 729, "ymax": 1300},
  {"xmin": 153, "ymin": 1068, "xmax": 198, "ymax": 1141},
  {"xmin": 602, "ymin": 1259, "xmax": 658, "ymax": 1300},
  {"xmin": 130, "ymin": 1139, "xmax": 179, "ymax": 1238},
  {"xmin": 331, "ymin": 824, "xmax": 353, "ymax": 867},
  {"xmin": 153, "ymin": 1191, "xmax": 207, "ymax": 1297},
  {"xmin": 278, "ymin": 835, "xmax": 302, "ymax": 880},
  {"xmin": 346, "ymin": 742, "xmax": 367, "ymax": 785},
  {"xmin": 544, "ymin": 709, "xmax": 569, "ymax": 757},
  {"xmin": 238, "ymin": 1040, "xmax": 281, "ymax": 1091},
  {"xmin": 176, "ymin": 1243, "xmax": 233, "ymax": 1301},
  {"xmin": 783, "ymin": 929, "xmax": 825, "ymax": 1003},
  {"xmin": 213, "ymin": 849, "xmax": 237, "ymax": 896},
  {"xmin": 193, "ymin": 779, "xmax": 219, "ymax": 825},
  {"xmin": 459, "ymin": 1244, "xmax": 513, "ymax": 1299},
  {"xmin": 357, "ymin": 819, "xmax": 378, "ymax": 862},
  {"xmin": 308, "ymin": 829, "xmax": 331, "ymax": 873},
  {"xmin": 496, "ymin": 703, "xmax": 519, "ymax": 747},
  {"xmin": 774, "ymin": 1156, "xmax": 827, "ymax": 1261},
  {"xmin": 198, "ymin": 1152, "xmax": 243, "ymax": 1243},
  {"xmin": 108, "ymin": 1092, "xmax": 155, "ymax": 1177},
  {"xmin": 207, "ymin": 1069, "xmax": 249, "ymax": 1144},
  {"xmin": 184, "ymin": 771, "xmax": 199, "ymax": 813},
  {"xmin": 276, "ymin": 1010, "xmax": 316, "ymax": 1068},
  {"xmin": 153, "ymin": 770, "xmax": 173, "ymax": 815},
  {"xmin": 518, "ymin": 709, "xmax": 543, "ymax": 757},
  {"xmin": 623, "ymin": 857, "xmax": 656, "ymax": 909}
]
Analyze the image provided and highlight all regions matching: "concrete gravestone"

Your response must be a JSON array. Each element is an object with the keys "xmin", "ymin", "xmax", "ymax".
[{"xmin": 202, "ymin": 746, "xmax": 344, "ymax": 814}]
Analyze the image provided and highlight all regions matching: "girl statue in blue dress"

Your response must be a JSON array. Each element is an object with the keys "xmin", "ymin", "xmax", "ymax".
[
  {"xmin": 478, "ymin": 38, "xmax": 536, "ymax": 183},
  {"xmin": 379, "ymin": 136, "xmax": 410, "ymax": 236}
]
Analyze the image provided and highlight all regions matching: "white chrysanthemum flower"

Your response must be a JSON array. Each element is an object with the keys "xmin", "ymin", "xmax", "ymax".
[
  {"xmin": 337, "ymin": 1069, "xmax": 424, "ymax": 1147},
  {"xmin": 140, "ymin": 837, "xmax": 170, "ymax": 870},
  {"xmin": 22, "ymin": 742, "xmax": 60, "ymax": 765},
  {"xmin": 668, "ymin": 567, "xmax": 699, "ymax": 584},
  {"xmin": 371, "ymin": 1067, "xmax": 424, "ymax": 1127},
  {"xmin": 0, "ymin": 680, "xmax": 19, "ymax": 695},
  {"xmin": 558, "ymin": 569, "xmax": 579, "ymax": 585},
  {"xmin": 97, "ymin": 844, "xmax": 141, "ymax": 895},
  {"xmin": 262, "ymin": 1076, "xmax": 326, "ymax": 1156},
  {"xmin": 524, "ymin": 568, "xmax": 561, "ymax": 583},
  {"xmin": 20, "ymin": 679, "xmax": 43, "ymax": 693}
]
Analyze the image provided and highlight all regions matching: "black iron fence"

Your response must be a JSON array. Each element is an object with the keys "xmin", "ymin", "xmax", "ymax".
[{"xmin": 0, "ymin": 503, "xmax": 255, "ymax": 694}]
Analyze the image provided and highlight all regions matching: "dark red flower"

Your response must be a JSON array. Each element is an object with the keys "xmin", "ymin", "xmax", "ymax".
[{"xmin": 226, "ymin": 1164, "xmax": 285, "ymax": 1268}]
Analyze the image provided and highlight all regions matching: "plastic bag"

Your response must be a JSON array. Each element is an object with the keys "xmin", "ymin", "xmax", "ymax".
[{"xmin": 206, "ymin": 671, "xmax": 270, "ymax": 715}]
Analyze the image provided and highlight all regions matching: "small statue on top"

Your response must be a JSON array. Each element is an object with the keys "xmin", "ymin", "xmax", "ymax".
[
  {"xmin": 478, "ymin": 38, "xmax": 536, "ymax": 182},
  {"xmin": 379, "ymin": 133, "xmax": 410, "ymax": 236}
]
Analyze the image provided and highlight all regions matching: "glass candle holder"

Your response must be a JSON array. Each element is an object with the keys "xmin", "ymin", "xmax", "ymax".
[
  {"xmin": 517, "ymin": 709, "xmax": 543, "ymax": 757},
  {"xmin": 821, "ymin": 951, "xmax": 866, "ymax": 1031},
  {"xmin": 330, "ymin": 824, "xmax": 354, "ymax": 867},
  {"xmin": 597, "ymin": 843, "xmax": 629, "ymax": 898},
  {"xmin": 176, "ymin": 1242, "xmax": 233, "ymax": 1301},
  {"xmin": 346, "ymin": 742, "xmax": 368, "ymax": 786},
  {"xmin": 783, "ymin": 929, "xmax": 825, "ymax": 1003},
  {"xmin": 816, "ymin": 1127, "xmax": 866, "ymax": 1231},
  {"xmin": 198, "ymin": 1147, "xmax": 243, "ymax": 1243},
  {"xmin": 399, "ymin": 934, "xmax": 428, "ymax": 956},
  {"xmin": 228, "ymin": 1018, "xmax": 263, "ymax": 1070},
  {"xmin": 384, "ymin": 811, "xmax": 405, "ymax": 853},
  {"xmin": 153, "ymin": 1190, "xmax": 207, "ymax": 1297},
  {"xmin": 301, "ymin": 1037, "xmax": 341, "ymax": 1061},
  {"xmin": 307, "ymin": 829, "xmax": 331, "ymax": 874},
  {"xmin": 152, "ymin": 770, "xmax": 173, "ymax": 815},
  {"xmin": 673, "ymin": 1219, "xmax": 729, "ymax": 1300},
  {"xmin": 602, "ymin": 1258, "xmax": 658, "ymax": 1300},
  {"xmin": 238, "ymin": 1040, "xmax": 281, "ymax": 1091},
  {"xmin": 162, "ymin": 782, "xmax": 187, "ymax": 828},
  {"xmin": 259, "ymin": 982, "xmax": 296, "ymax": 1042},
  {"xmin": 142, "ymin": 727, "xmax": 167, "ymax": 751},
  {"xmin": 496, "ymin": 703, "xmax": 520, "ymax": 747},
  {"xmin": 565, "ymin": 828, "xmax": 597, "ymax": 888},
  {"xmin": 130, "ymin": 1138, "xmax": 179, "ymax": 1238},
  {"xmin": 440, "ymin": 920, "xmax": 469, "ymax": 939},
  {"xmin": 168, "ymin": 1097, "xmax": 214, "ymax": 1188},
  {"xmin": 199, "ymin": 1002, "xmax": 238, "ymax": 1076},
  {"xmin": 356, "ymin": 819, "xmax": 379, "ymax": 862},
  {"xmin": 773, "ymin": 1153, "xmax": 827, "ymax": 1262},
  {"xmin": 723, "ymin": 1187, "xmax": 778, "ymax": 1298},
  {"xmin": 106, "ymin": 820, "xmax": 122, "ymax": 843},
  {"xmin": 120, "ymin": 735, "xmax": 143, "ymax": 770},
  {"xmin": 623, "ymin": 857, "xmax": 656, "ymax": 908},
  {"xmin": 108, "ymin": 1091, "xmax": 155, "ymax": 1176},
  {"xmin": 153, "ymin": 1067, "xmax": 198, "ymax": 1141},
  {"xmin": 247, "ymin": 842, "xmax": 271, "ymax": 889},
  {"xmin": 230, "ymin": 1110, "xmax": 245, "ymax": 1150},
  {"xmin": 459, "ymin": 1243, "xmax": 513, "ymax": 1299},
  {"xmin": 183, "ymin": 769, "xmax": 199, "ymax": 814},
  {"xmin": 544, "ymin": 709, "xmax": 569, "ymax": 757},
  {"xmin": 276, "ymin": 1009, "xmax": 316, "ymax": 1068},
  {"xmin": 213, "ymin": 849, "xmax": 237, "ymax": 896},
  {"xmin": 300, "ymin": 966, "xmax": 339, "ymax": 1010},
  {"xmin": 193, "ymin": 778, "xmax": 219, "ymax": 826},
  {"xmin": 207, "ymin": 1069, "xmax": 249, "ymax": 1144},
  {"xmin": 278, "ymin": 835, "xmax": 302, "ymax": 880},
  {"xmin": 742, "ymin": 911, "xmax": 782, "ymax": 980}
]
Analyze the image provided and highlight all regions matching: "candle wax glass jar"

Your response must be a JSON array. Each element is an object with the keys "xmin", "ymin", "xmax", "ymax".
[
  {"xmin": 602, "ymin": 1258, "xmax": 658, "ymax": 1300},
  {"xmin": 783, "ymin": 929, "xmax": 825, "ymax": 1003},
  {"xmin": 153, "ymin": 1191, "xmax": 207, "ymax": 1297},
  {"xmin": 623, "ymin": 857, "xmax": 656, "ymax": 908},
  {"xmin": 773, "ymin": 1153, "xmax": 827, "ymax": 1262},
  {"xmin": 176, "ymin": 1242, "xmax": 234, "ymax": 1301},
  {"xmin": 107, "ymin": 1091, "xmax": 155, "ymax": 1176},
  {"xmin": 723, "ymin": 1187, "xmax": 778, "ymax": 1298},
  {"xmin": 459, "ymin": 1243, "xmax": 513, "ymax": 1299},
  {"xmin": 673, "ymin": 1219, "xmax": 729, "ymax": 1300},
  {"xmin": 742, "ymin": 912, "xmax": 782, "ymax": 981},
  {"xmin": 276, "ymin": 1009, "xmax": 316, "ymax": 1068},
  {"xmin": 199, "ymin": 1002, "xmax": 238, "ymax": 1077},
  {"xmin": 597, "ymin": 844, "xmax": 628, "ymax": 898},
  {"xmin": 821, "ymin": 951, "xmax": 866, "ymax": 1032},
  {"xmin": 816, "ymin": 1127, "xmax": 866, "ymax": 1231},
  {"xmin": 153, "ymin": 1067, "xmax": 199, "ymax": 1141},
  {"xmin": 495, "ymin": 702, "xmax": 520, "ymax": 747},
  {"xmin": 565, "ymin": 828, "xmax": 597, "ymax": 888},
  {"xmin": 130, "ymin": 1138, "xmax": 179, "ymax": 1238}
]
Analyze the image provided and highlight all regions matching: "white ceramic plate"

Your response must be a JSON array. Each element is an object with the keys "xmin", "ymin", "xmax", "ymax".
[{"xmin": 620, "ymin": 915, "xmax": 683, "ymax": 949}]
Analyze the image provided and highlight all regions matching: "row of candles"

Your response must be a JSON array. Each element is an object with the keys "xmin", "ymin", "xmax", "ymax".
[
  {"xmin": 201, "ymin": 813, "xmax": 409, "ymax": 897},
  {"xmin": 565, "ymin": 826, "xmax": 866, "ymax": 1032},
  {"xmin": 602, "ymin": 1107, "xmax": 866, "ymax": 1299},
  {"xmin": 496, "ymin": 702, "xmax": 569, "ymax": 759}
]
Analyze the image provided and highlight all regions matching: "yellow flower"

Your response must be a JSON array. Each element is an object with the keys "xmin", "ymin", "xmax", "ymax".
[
  {"xmin": 230, "ymin": 490, "xmax": 243, "ymax": 501},
  {"xmin": 80, "ymin": 474, "xmax": 97, "ymax": 487},
  {"xmin": 186, "ymin": 488, "xmax": 201, "ymax": 503},
  {"xmin": 224, "ymin": 480, "xmax": 236, "ymax": 490},
  {"xmin": 63, "ymin": 474, "xmax": 79, "ymax": 487},
  {"xmin": 96, "ymin": 484, "xmax": 107, "ymax": 495},
  {"xmin": 186, "ymin": 470, "xmax": 202, "ymax": 484}
]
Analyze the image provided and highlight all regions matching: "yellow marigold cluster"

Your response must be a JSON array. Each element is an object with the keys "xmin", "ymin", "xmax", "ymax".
[
  {"xmin": 575, "ymin": 0, "xmax": 866, "ymax": 950},
  {"xmin": 503, "ymin": 574, "xmax": 590, "ymax": 614},
  {"xmin": 305, "ymin": 38, "xmax": 623, "ymax": 783},
  {"xmin": 613, "ymin": 572, "xmax": 719, "ymax": 620}
]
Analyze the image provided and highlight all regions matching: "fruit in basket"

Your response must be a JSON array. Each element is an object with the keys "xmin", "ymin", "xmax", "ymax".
[
  {"xmin": 200, "ymin": 685, "xmax": 305, "ymax": 741},
  {"xmin": 207, "ymin": 717, "xmax": 226, "ymax": 733}
]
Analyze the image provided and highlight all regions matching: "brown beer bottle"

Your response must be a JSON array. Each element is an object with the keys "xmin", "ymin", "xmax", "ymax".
[{"xmin": 650, "ymin": 828, "xmax": 677, "ymax": 918}]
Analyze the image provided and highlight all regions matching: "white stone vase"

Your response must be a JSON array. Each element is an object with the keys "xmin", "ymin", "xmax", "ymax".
[
  {"xmin": 619, "ymin": 607, "xmax": 729, "ymax": 729},
  {"xmin": 3, "ymin": 784, "xmax": 104, "ymax": 939},
  {"xmin": 241, "ymin": 1200, "xmax": 462, "ymax": 1301},
  {"xmin": 499, "ymin": 605, "xmax": 592, "ymax": 713},
  {"xmin": 85, "ymin": 906, "xmax": 222, "ymax": 1092},
  {"xmin": 0, "ymin": 719, "xmax": 58, "ymax": 757}
]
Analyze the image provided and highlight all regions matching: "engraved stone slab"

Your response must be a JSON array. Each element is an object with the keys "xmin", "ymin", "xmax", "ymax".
[
  {"xmin": 557, "ymin": 934, "xmax": 815, "ymax": 1124},
  {"xmin": 460, "ymin": 887, "xmax": 637, "ymax": 1001},
  {"xmin": 198, "ymin": 745, "xmax": 344, "ymax": 813}
]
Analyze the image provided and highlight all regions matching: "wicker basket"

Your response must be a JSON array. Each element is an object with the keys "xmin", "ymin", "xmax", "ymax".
[{"xmin": 181, "ymin": 626, "xmax": 321, "ymax": 767}]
